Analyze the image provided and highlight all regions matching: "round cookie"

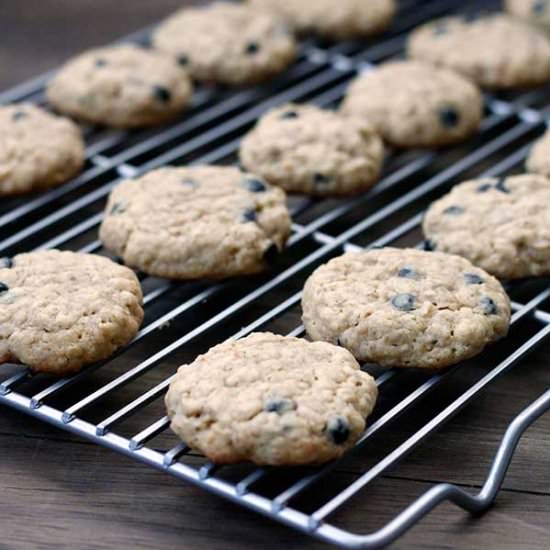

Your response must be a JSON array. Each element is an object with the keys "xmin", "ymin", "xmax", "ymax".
[
  {"xmin": 505, "ymin": 0, "xmax": 550, "ymax": 31},
  {"xmin": 249, "ymin": 0, "xmax": 396, "ymax": 40},
  {"xmin": 165, "ymin": 332, "xmax": 378, "ymax": 465},
  {"xmin": 99, "ymin": 166, "xmax": 291, "ymax": 280},
  {"xmin": 239, "ymin": 103, "xmax": 384, "ymax": 196},
  {"xmin": 340, "ymin": 61, "xmax": 483, "ymax": 149},
  {"xmin": 302, "ymin": 248, "xmax": 510, "ymax": 369},
  {"xmin": 152, "ymin": 2, "xmax": 297, "ymax": 86},
  {"xmin": 422, "ymin": 174, "xmax": 550, "ymax": 280},
  {"xmin": 407, "ymin": 14, "xmax": 550, "ymax": 89},
  {"xmin": 0, "ymin": 103, "xmax": 85, "ymax": 196},
  {"xmin": 526, "ymin": 130, "xmax": 550, "ymax": 177},
  {"xmin": 0, "ymin": 250, "xmax": 143, "ymax": 375},
  {"xmin": 46, "ymin": 44, "xmax": 193, "ymax": 128}
]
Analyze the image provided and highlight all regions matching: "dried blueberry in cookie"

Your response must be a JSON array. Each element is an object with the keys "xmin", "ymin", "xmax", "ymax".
[
  {"xmin": 46, "ymin": 44, "xmax": 193, "ymax": 128},
  {"xmin": 443, "ymin": 205, "xmax": 465, "ymax": 215},
  {"xmin": 302, "ymin": 247, "xmax": 510, "ymax": 369},
  {"xmin": 264, "ymin": 397, "xmax": 296, "ymax": 414},
  {"xmin": 240, "ymin": 102, "xmax": 384, "ymax": 196},
  {"xmin": 153, "ymin": 85, "xmax": 172, "ymax": 103},
  {"xmin": 326, "ymin": 416, "xmax": 351, "ymax": 445},
  {"xmin": 397, "ymin": 267, "xmax": 419, "ymax": 279},
  {"xmin": 391, "ymin": 293, "xmax": 416, "ymax": 312},
  {"xmin": 165, "ymin": 333, "xmax": 378, "ymax": 465},
  {"xmin": 439, "ymin": 106, "xmax": 460, "ymax": 129},
  {"xmin": 152, "ymin": 3, "xmax": 297, "ymax": 86},
  {"xmin": 464, "ymin": 273, "xmax": 484, "ymax": 285},
  {"xmin": 341, "ymin": 61, "xmax": 482, "ymax": 149},
  {"xmin": 100, "ymin": 166, "xmax": 290, "ymax": 280},
  {"xmin": 423, "ymin": 174, "xmax": 550, "ymax": 279},
  {"xmin": 242, "ymin": 209, "xmax": 257, "ymax": 223},
  {"xmin": 243, "ymin": 177, "xmax": 267, "ymax": 193}
]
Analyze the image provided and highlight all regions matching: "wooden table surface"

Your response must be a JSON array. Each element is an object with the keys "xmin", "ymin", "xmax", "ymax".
[{"xmin": 1, "ymin": 2, "xmax": 549, "ymax": 549}]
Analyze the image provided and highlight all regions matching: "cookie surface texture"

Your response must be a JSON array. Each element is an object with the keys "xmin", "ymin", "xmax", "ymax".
[
  {"xmin": 152, "ymin": 2, "xmax": 297, "ymax": 85},
  {"xmin": 0, "ymin": 103, "xmax": 85, "ymax": 196},
  {"xmin": 407, "ymin": 14, "xmax": 550, "ymax": 88},
  {"xmin": 239, "ymin": 103, "xmax": 384, "ymax": 196},
  {"xmin": 165, "ymin": 332, "xmax": 378, "ymax": 465},
  {"xmin": 99, "ymin": 166, "xmax": 291, "ymax": 280},
  {"xmin": 0, "ymin": 250, "xmax": 143, "ymax": 375},
  {"xmin": 423, "ymin": 174, "xmax": 550, "ymax": 279},
  {"xmin": 249, "ymin": 0, "xmax": 396, "ymax": 39},
  {"xmin": 46, "ymin": 44, "xmax": 193, "ymax": 127},
  {"xmin": 341, "ymin": 61, "xmax": 483, "ymax": 149},
  {"xmin": 505, "ymin": 0, "xmax": 550, "ymax": 31},
  {"xmin": 302, "ymin": 248, "xmax": 510, "ymax": 369}
]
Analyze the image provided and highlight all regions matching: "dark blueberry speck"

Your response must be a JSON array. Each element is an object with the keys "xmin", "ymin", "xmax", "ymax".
[
  {"xmin": 313, "ymin": 173, "xmax": 331, "ymax": 186},
  {"xmin": 177, "ymin": 55, "xmax": 189, "ymax": 66},
  {"xmin": 242, "ymin": 209, "xmax": 257, "ymax": 223},
  {"xmin": 422, "ymin": 239, "xmax": 436, "ymax": 251},
  {"xmin": 182, "ymin": 178, "xmax": 198, "ymax": 189},
  {"xmin": 476, "ymin": 182, "xmax": 493, "ymax": 193},
  {"xmin": 263, "ymin": 242, "xmax": 279, "ymax": 264},
  {"xmin": 432, "ymin": 23, "xmax": 448, "ymax": 35},
  {"xmin": 463, "ymin": 11, "xmax": 480, "ymax": 22},
  {"xmin": 495, "ymin": 178, "xmax": 510, "ymax": 194},
  {"xmin": 397, "ymin": 267, "xmax": 418, "ymax": 280},
  {"xmin": 12, "ymin": 111, "xmax": 27, "ymax": 121},
  {"xmin": 243, "ymin": 178, "xmax": 267, "ymax": 192},
  {"xmin": 245, "ymin": 42, "xmax": 260, "ymax": 55},
  {"xmin": 464, "ymin": 272, "xmax": 484, "ymax": 285},
  {"xmin": 391, "ymin": 293, "xmax": 416, "ymax": 312},
  {"xmin": 95, "ymin": 58, "xmax": 108, "ymax": 68},
  {"xmin": 480, "ymin": 296, "xmax": 498, "ymax": 315},
  {"xmin": 439, "ymin": 107, "xmax": 460, "ymax": 129},
  {"xmin": 336, "ymin": 337, "xmax": 343, "ymax": 346},
  {"xmin": 443, "ymin": 205, "xmax": 465, "ymax": 215},
  {"xmin": 153, "ymin": 86, "xmax": 171, "ymax": 103},
  {"xmin": 280, "ymin": 111, "xmax": 299, "ymax": 120},
  {"xmin": 533, "ymin": 1, "xmax": 547, "ymax": 15},
  {"xmin": 265, "ymin": 398, "xmax": 296, "ymax": 414},
  {"xmin": 0, "ymin": 282, "xmax": 9, "ymax": 294},
  {"xmin": 110, "ymin": 202, "xmax": 126, "ymax": 215},
  {"xmin": 0, "ymin": 257, "xmax": 13, "ymax": 269},
  {"xmin": 326, "ymin": 416, "xmax": 350, "ymax": 445}
]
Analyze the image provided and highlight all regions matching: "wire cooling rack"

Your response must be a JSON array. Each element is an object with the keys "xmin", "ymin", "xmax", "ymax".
[{"xmin": 1, "ymin": 0, "xmax": 549, "ymax": 547}]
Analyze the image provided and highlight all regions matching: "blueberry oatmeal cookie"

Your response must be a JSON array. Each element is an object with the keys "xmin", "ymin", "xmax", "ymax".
[
  {"xmin": 0, "ymin": 103, "xmax": 84, "ymax": 196},
  {"xmin": 407, "ymin": 14, "xmax": 550, "ymax": 89},
  {"xmin": 505, "ymin": 0, "xmax": 550, "ymax": 31},
  {"xmin": 46, "ymin": 44, "xmax": 193, "ymax": 127},
  {"xmin": 302, "ymin": 248, "xmax": 510, "ymax": 369},
  {"xmin": 239, "ymin": 103, "xmax": 384, "ymax": 196},
  {"xmin": 152, "ymin": 2, "xmax": 297, "ymax": 86},
  {"xmin": 423, "ymin": 174, "xmax": 550, "ymax": 279},
  {"xmin": 165, "ymin": 332, "xmax": 378, "ymax": 465},
  {"xmin": 526, "ymin": 130, "xmax": 550, "ymax": 177},
  {"xmin": 99, "ymin": 166, "xmax": 291, "ymax": 280},
  {"xmin": 0, "ymin": 250, "xmax": 143, "ymax": 375},
  {"xmin": 249, "ymin": 0, "xmax": 396, "ymax": 40},
  {"xmin": 340, "ymin": 61, "xmax": 483, "ymax": 149}
]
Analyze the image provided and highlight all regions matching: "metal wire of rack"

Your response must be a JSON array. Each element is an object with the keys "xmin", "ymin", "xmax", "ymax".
[{"xmin": 1, "ymin": 0, "xmax": 549, "ymax": 547}]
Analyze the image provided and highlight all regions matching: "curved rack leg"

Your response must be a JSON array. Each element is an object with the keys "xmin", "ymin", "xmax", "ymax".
[{"xmin": 325, "ymin": 389, "xmax": 550, "ymax": 549}]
